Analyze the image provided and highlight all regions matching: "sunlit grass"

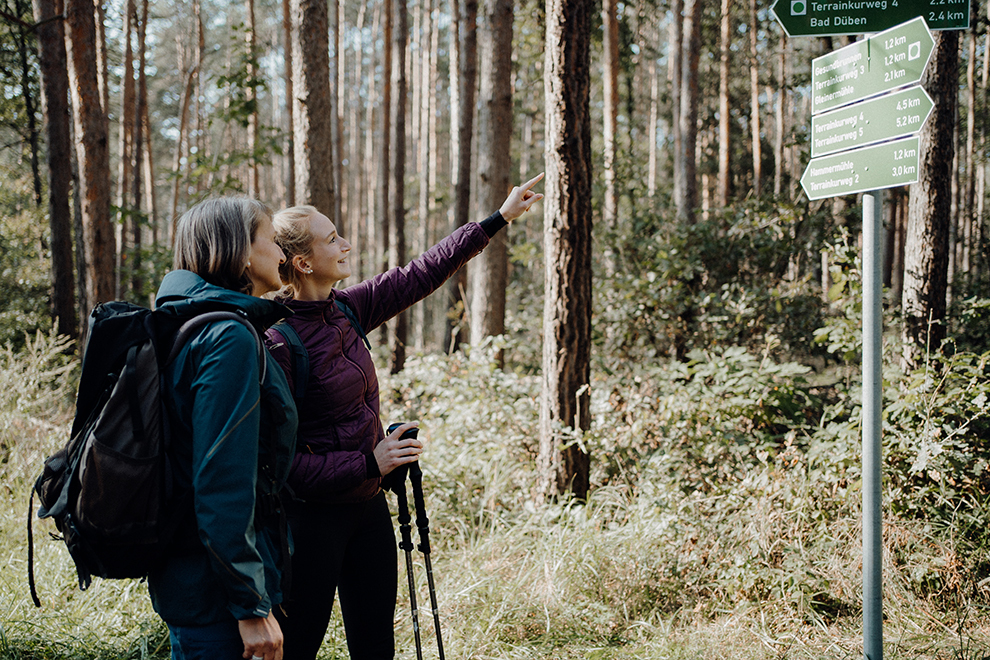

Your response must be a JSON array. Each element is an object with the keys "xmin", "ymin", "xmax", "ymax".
[{"xmin": 2, "ymin": 334, "xmax": 989, "ymax": 659}]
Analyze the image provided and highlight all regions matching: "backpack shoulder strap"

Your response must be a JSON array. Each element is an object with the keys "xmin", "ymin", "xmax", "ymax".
[
  {"xmin": 270, "ymin": 320, "xmax": 310, "ymax": 400},
  {"xmin": 335, "ymin": 299, "xmax": 371, "ymax": 350},
  {"xmin": 169, "ymin": 311, "xmax": 266, "ymax": 383}
]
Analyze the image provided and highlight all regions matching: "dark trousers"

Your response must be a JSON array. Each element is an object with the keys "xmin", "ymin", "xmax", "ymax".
[{"xmin": 276, "ymin": 490, "xmax": 397, "ymax": 660}]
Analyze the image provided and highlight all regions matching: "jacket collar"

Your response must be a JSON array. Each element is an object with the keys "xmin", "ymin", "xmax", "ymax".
[
  {"xmin": 280, "ymin": 288, "xmax": 338, "ymax": 316},
  {"xmin": 155, "ymin": 270, "xmax": 291, "ymax": 328}
]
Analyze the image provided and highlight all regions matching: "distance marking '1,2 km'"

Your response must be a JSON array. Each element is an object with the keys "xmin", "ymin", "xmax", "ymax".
[
  {"xmin": 811, "ymin": 16, "xmax": 934, "ymax": 114},
  {"xmin": 801, "ymin": 135, "xmax": 921, "ymax": 200}
]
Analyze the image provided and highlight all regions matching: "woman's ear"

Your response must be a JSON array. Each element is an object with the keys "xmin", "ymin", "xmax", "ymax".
[{"xmin": 292, "ymin": 254, "xmax": 310, "ymax": 274}]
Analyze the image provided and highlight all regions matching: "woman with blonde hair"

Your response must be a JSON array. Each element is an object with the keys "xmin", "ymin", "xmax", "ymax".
[
  {"xmin": 265, "ymin": 174, "xmax": 544, "ymax": 660},
  {"xmin": 149, "ymin": 197, "xmax": 297, "ymax": 660}
]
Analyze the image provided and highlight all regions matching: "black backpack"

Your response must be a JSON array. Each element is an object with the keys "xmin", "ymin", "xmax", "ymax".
[{"xmin": 28, "ymin": 301, "xmax": 265, "ymax": 606}]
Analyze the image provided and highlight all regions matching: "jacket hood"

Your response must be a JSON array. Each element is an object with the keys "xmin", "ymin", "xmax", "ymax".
[{"xmin": 156, "ymin": 270, "xmax": 291, "ymax": 328}]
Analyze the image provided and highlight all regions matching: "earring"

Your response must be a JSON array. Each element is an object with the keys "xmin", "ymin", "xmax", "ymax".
[
  {"xmin": 306, "ymin": 268, "xmax": 314, "ymax": 274},
  {"xmin": 246, "ymin": 261, "xmax": 251, "ymax": 268}
]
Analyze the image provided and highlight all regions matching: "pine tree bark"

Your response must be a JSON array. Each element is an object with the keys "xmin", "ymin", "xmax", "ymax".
[
  {"xmin": 11, "ymin": 0, "xmax": 42, "ymax": 206},
  {"xmin": 673, "ymin": 0, "xmax": 701, "ymax": 223},
  {"xmin": 65, "ymin": 0, "xmax": 113, "ymax": 312},
  {"xmin": 748, "ymin": 0, "xmax": 761, "ymax": 196},
  {"xmin": 246, "ymin": 0, "xmax": 259, "ymax": 198},
  {"xmin": 774, "ymin": 32, "xmax": 787, "ymax": 198},
  {"xmin": 538, "ymin": 0, "xmax": 592, "ymax": 502},
  {"xmin": 901, "ymin": 30, "xmax": 959, "ymax": 368},
  {"xmin": 389, "ymin": 0, "xmax": 408, "ymax": 374},
  {"xmin": 669, "ymin": 0, "xmax": 682, "ymax": 197},
  {"xmin": 716, "ymin": 0, "xmax": 730, "ymax": 207},
  {"xmin": 169, "ymin": 0, "xmax": 201, "ymax": 234},
  {"xmin": 33, "ymin": 0, "xmax": 77, "ymax": 337},
  {"xmin": 116, "ymin": 0, "xmax": 134, "ymax": 240},
  {"xmin": 291, "ymin": 0, "xmax": 335, "ymax": 212},
  {"xmin": 129, "ymin": 0, "xmax": 148, "ymax": 298},
  {"xmin": 601, "ymin": 0, "xmax": 619, "ymax": 257},
  {"xmin": 413, "ymin": 0, "xmax": 434, "ymax": 351},
  {"xmin": 469, "ymin": 0, "xmax": 513, "ymax": 352},
  {"xmin": 282, "ymin": 0, "xmax": 295, "ymax": 205},
  {"xmin": 444, "ymin": 0, "xmax": 477, "ymax": 353}
]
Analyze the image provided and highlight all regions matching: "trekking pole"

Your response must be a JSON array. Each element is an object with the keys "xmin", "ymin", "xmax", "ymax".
[
  {"xmin": 409, "ymin": 463, "xmax": 445, "ymax": 660},
  {"xmin": 388, "ymin": 425, "xmax": 424, "ymax": 660},
  {"xmin": 393, "ymin": 467, "xmax": 424, "ymax": 660}
]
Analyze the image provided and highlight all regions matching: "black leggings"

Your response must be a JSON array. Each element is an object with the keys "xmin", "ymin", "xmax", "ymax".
[{"xmin": 276, "ymin": 490, "xmax": 397, "ymax": 660}]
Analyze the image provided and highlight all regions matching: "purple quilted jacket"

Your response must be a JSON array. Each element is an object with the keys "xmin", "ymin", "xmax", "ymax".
[{"xmin": 265, "ymin": 217, "xmax": 496, "ymax": 503}]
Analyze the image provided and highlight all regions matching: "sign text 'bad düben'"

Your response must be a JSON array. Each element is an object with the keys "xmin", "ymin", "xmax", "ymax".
[{"xmin": 771, "ymin": 0, "xmax": 969, "ymax": 38}]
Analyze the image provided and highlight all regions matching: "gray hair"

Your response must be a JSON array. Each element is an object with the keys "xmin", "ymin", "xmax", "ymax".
[{"xmin": 173, "ymin": 197, "xmax": 272, "ymax": 293}]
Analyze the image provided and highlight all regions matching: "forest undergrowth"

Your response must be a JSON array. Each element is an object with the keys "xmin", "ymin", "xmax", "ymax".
[{"xmin": 2, "ymin": 321, "xmax": 990, "ymax": 659}]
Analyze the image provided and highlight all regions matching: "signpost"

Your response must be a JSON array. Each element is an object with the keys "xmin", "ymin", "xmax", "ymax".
[
  {"xmin": 791, "ymin": 15, "xmax": 946, "ymax": 660},
  {"xmin": 771, "ymin": 0, "xmax": 969, "ymax": 37},
  {"xmin": 801, "ymin": 136, "xmax": 920, "ymax": 199},
  {"xmin": 811, "ymin": 86, "xmax": 933, "ymax": 157},
  {"xmin": 812, "ymin": 16, "xmax": 934, "ymax": 114}
]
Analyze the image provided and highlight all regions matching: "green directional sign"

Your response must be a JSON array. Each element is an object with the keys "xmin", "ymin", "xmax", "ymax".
[
  {"xmin": 801, "ymin": 135, "xmax": 920, "ymax": 200},
  {"xmin": 811, "ymin": 85, "xmax": 933, "ymax": 157},
  {"xmin": 812, "ymin": 16, "xmax": 933, "ymax": 114},
  {"xmin": 772, "ymin": 0, "xmax": 969, "ymax": 37}
]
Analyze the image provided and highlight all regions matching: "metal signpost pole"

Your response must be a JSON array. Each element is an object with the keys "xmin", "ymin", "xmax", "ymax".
[{"xmin": 862, "ymin": 190, "xmax": 884, "ymax": 660}]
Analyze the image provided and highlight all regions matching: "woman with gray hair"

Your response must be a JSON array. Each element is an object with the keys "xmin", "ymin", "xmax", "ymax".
[{"xmin": 148, "ymin": 197, "xmax": 297, "ymax": 660}]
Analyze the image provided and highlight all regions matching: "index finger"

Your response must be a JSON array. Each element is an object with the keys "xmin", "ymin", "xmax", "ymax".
[{"xmin": 519, "ymin": 172, "xmax": 545, "ymax": 193}]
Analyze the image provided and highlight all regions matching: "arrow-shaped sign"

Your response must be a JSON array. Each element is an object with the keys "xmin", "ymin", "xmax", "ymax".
[
  {"xmin": 812, "ymin": 16, "xmax": 934, "ymax": 114},
  {"xmin": 811, "ymin": 85, "xmax": 934, "ymax": 157},
  {"xmin": 772, "ymin": 0, "xmax": 969, "ymax": 38},
  {"xmin": 801, "ymin": 135, "xmax": 920, "ymax": 200}
]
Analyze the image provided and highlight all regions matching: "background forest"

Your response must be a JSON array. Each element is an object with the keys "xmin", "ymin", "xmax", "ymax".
[{"xmin": 2, "ymin": 0, "xmax": 990, "ymax": 657}]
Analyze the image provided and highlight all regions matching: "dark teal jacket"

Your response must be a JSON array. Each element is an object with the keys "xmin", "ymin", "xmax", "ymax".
[{"xmin": 147, "ymin": 270, "xmax": 298, "ymax": 626}]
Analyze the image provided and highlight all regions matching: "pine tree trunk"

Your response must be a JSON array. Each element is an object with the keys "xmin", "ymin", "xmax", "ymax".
[
  {"xmin": 601, "ymin": 0, "xmax": 619, "ymax": 256},
  {"xmin": 444, "ymin": 0, "xmax": 477, "ymax": 353},
  {"xmin": 647, "ymin": 23, "xmax": 658, "ymax": 200},
  {"xmin": 170, "ymin": 0, "xmax": 200, "ymax": 234},
  {"xmin": 291, "ymin": 0, "xmax": 335, "ymax": 212},
  {"xmin": 246, "ymin": 0, "xmax": 259, "ymax": 198},
  {"xmin": 33, "ymin": 0, "xmax": 77, "ymax": 337},
  {"xmin": 748, "ymin": 0, "xmax": 761, "ymax": 196},
  {"xmin": 12, "ymin": 0, "xmax": 42, "ymax": 206},
  {"xmin": 362, "ymin": 1, "xmax": 381, "ymax": 283},
  {"xmin": 716, "ymin": 0, "xmax": 730, "ymax": 207},
  {"xmin": 282, "ymin": 0, "xmax": 295, "ymax": 205},
  {"xmin": 390, "ymin": 0, "xmax": 408, "ymax": 374},
  {"xmin": 413, "ymin": 0, "xmax": 434, "ymax": 350},
  {"xmin": 378, "ymin": 0, "xmax": 393, "ymax": 289},
  {"xmin": 674, "ymin": 0, "xmax": 701, "ymax": 223},
  {"xmin": 774, "ymin": 32, "xmax": 787, "ymax": 198},
  {"xmin": 669, "ymin": 0, "xmax": 682, "ymax": 198},
  {"xmin": 330, "ymin": 0, "xmax": 343, "ymax": 228},
  {"xmin": 116, "ymin": 0, "xmax": 134, "ymax": 279},
  {"xmin": 901, "ymin": 30, "xmax": 959, "ymax": 368},
  {"xmin": 129, "ymin": 0, "xmax": 148, "ymax": 299},
  {"xmin": 93, "ymin": 0, "xmax": 108, "ymax": 116},
  {"xmin": 469, "ymin": 0, "xmax": 513, "ymax": 353},
  {"xmin": 538, "ymin": 0, "xmax": 592, "ymax": 502},
  {"xmin": 65, "ymin": 0, "xmax": 113, "ymax": 312}
]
